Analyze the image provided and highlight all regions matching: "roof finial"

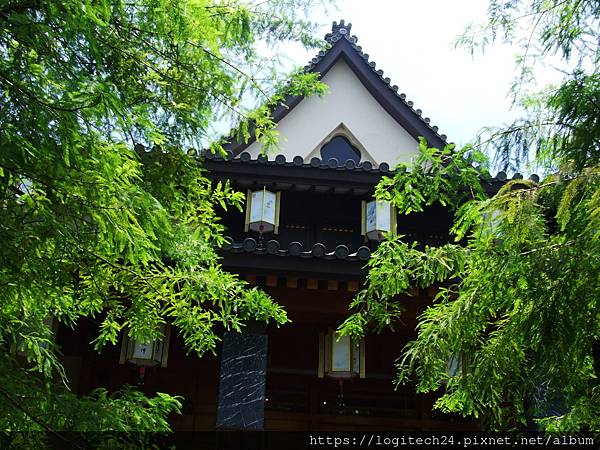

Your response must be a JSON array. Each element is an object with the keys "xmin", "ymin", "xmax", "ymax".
[{"xmin": 325, "ymin": 19, "xmax": 356, "ymax": 44}]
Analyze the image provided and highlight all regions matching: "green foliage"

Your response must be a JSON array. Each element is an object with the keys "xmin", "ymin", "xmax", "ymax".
[
  {"xmin": 342, "ymin": 148, "xmax": 600, "ymax": 432},
  {"xmin": 340, "ymin": 1, "xmax": 600, "ymax": 432},
  {"xmin": 547, "ymin": 72, "xmax": 600, "ymax": 171},
  {"xmin": 376, "ymin": 138, "xmax": 488, "ymax": 214},
  {"xmin": 0, "ymin": 355, "xmax": 181, "ymax": 449},
  {"xmin": 340, "ymin": 237, "xmax": 469, "ymax": 338},
  {"xmin": 0, "ymin": 0, "xmax": 326, "ymax": 439}
]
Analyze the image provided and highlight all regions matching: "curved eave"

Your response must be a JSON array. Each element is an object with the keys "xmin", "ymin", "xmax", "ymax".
[
  {"xmin": 203, "ymin": 152, "xmax": 535, "ymax": 195},
  {"xmin": 222, "ymin": 238, "xmax": 371, "ymax": 261},
  {"xmin": 218, "ymin": 249, "xmax": 369, "ymax": 278}
]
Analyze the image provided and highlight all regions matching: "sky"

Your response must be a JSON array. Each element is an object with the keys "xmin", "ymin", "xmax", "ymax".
[{"xmin": 270, "ymin": 0, "xmax": 553, "ymax": 149}]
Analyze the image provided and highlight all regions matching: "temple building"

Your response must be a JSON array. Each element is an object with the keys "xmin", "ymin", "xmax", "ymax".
[{"xmin": 58, "ymin": 21, "xmax": 511, "ymax": 432}]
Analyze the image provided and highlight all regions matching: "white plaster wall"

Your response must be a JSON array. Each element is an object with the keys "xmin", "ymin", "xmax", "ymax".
[{"xmin": 242, "ymin": 60, "xmax": 419, "ymax": 166}]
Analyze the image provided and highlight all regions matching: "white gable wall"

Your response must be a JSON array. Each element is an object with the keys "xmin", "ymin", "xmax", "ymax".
[{"xmin": 242, "ymin": 60, "xmax": 420, "ymax": 166}]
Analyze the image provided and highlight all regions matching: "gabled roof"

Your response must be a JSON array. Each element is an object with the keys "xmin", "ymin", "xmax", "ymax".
[{"xmin": 226, "ymin": 20, "xmax": 448, "ymax": 156}]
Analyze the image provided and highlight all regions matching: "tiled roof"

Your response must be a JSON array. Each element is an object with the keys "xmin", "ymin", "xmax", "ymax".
[
  {"xmin": 221, "ymin": 237, "xmax": 371, "ymax": 261},
  {"xmin": 203, "ymin": 148, "xmax": 391, "ymax": 172},
  {"xmin": 202, "ymin": 148, "xmax": 539, "ymax": 183}
]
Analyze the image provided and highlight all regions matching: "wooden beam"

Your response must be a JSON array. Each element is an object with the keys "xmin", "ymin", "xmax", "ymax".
[{"xmin": 347, "ymin": 280, "xmax": 359, "ymax": 292}]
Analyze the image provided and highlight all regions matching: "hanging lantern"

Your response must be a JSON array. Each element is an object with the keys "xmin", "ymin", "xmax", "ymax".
[
  {"xmin": 441, "ymin": 352, "xmax": 468, "ymax": 386},
  {"xmin": 361, "ymin": 200, "xmax": 396, "ymax": 241},
  {"xmin": 482, "ymin": 208, "xmax": 503, "ymax": 242},
  {"xmin": 244, "ymin": 188, "xmax": 280, "ymax": 234},
  {"xmin": 447, "ymin": 353, "xmax": 463, "ymax": 377},
  {"xmin": 119, "ymin": 324, "xmax": 171, "ymax": 368},
  {"xmin": 318, "ymin": 328, "xmax": 365, "ymax": 379}
]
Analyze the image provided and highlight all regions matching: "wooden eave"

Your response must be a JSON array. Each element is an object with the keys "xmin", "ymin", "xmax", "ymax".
[
  {"xmin": 204, "ymin": 156, "xmax": 511, "ymax": 196},
  {"xmin": 220, "ymin": 252, "xmax": 368, "ymax": 278},
  {"xmin": 204, "ymin": 157, "xmax": 386, "ymax": 195}
]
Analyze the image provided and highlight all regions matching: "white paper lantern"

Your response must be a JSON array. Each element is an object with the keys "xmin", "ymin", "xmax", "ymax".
[
  {"xmin": 244, "ymin": 188, "xmax": 280, "ymax": 234},
  {"xmin": 362, "ymin": 200, "xmax": 396, "ymax": 241},
  {"xmin": 447, "ymin": 353, "xmax": 463, "ymax": 377},
  {"xmin": 482, "ymin": 208, "xmax": 503, "ymax": 241},
  {"xmin": 318, "ymin": 329, "xmax": 365, "ymax": 379},
  {"xmin": 119, "ymin": 324, "xmax": 171, "ymax": 368}
]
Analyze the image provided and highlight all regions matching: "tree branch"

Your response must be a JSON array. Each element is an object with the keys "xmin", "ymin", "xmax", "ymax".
[{"xmin": 0, "ymin": 384, "xmax": 81, "ymax": 449}]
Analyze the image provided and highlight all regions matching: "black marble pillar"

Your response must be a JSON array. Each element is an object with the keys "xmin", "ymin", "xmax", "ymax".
[{"xmin": 216, "ymin": 331, "xmax": 268, "ymax": 429}]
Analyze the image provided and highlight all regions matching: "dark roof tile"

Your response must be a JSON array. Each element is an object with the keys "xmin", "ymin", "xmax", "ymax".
[
  {"xmin": 221, "ymin": 238, "xmax": 371, "ymax": 262},
  {"xmin": 202, "ymin": 149, "xmax": 533, "ymax": 183}
]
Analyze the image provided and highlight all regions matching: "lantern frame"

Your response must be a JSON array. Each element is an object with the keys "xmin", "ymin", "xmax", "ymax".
[
  {"xmin": 481, "ymin": 208, "xmax": 504, "ymax": 242},
  {"xmin": 119, "ymin": 324, "xmax": 171, "ymax": 368},
  {"xmin": 244, "ymin": 187, "xmax": 281, "ymax": 234},
  {"xmin": 318, "ymin": 328, "xmax": 365, "ymax": 379},
  {"xmin": 361, "ymin": 199, "xmax": 396, "ymax": 241},
  {"xmin": 442, "ymin": 351, "xmax": 468, "ymax": 385},
  {"xmin": 447, "ymin": 353, "xmax": 463, "ymax": 377}
]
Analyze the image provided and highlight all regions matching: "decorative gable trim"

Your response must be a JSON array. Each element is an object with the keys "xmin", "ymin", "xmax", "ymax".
[
  {"xmin": 305, "ymin": 122, "xmax": 377, "ymax": 164},
  {"xmin": 227, "ymin": 20, "xmax": 448, "ymax": 156}
]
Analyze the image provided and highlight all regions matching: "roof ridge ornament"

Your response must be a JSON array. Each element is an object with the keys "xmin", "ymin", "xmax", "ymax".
[{"xmin": 325, "ymin": 20, "xmax": 358, "ymax": 44}]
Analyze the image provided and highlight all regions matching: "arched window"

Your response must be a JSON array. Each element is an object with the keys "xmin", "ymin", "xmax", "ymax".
[{"xmin": 320, "ymin": 136, "xmax": 361, "ymax": 164}]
